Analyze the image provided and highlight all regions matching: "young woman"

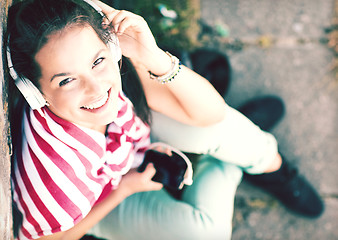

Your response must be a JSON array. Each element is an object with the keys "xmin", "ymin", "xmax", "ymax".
[{"xmin": 7, "ymin": 0, "xmax": 323, "ymax": 239}]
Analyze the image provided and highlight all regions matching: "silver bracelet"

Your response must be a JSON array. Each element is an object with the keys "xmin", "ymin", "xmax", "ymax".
[{"xmin": 148, "ymin": 51, "xmax": 182, "ymax": 84}]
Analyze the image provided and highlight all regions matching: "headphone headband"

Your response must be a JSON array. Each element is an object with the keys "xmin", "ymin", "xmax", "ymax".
[{"xmin": 83, "ymin": 0, "xmax": 104, "ymax": 17}]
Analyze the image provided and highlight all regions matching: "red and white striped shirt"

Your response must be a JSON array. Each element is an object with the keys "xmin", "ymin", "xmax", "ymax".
[{"xmin": 12, "ymin": 92, "xmax": 150, "ymax": 239}]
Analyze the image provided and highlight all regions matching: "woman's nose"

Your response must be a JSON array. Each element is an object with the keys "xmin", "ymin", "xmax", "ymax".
[{"xmin": 82, "ymin": 74, "xmax": 104, "ymax": 95}]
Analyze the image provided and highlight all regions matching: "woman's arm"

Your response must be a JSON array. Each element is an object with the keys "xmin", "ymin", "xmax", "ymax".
[
  {"xmin": 38, "ymin": 165, "xmax": 162, "ymax": 240},
  {"xmin": 37, "ymin": 184, "xmax": 129, "ymax": 240},
  {"xmin": 132, "ymin": 52, "xmax": 226, "ymax": 127},
  {"xmin": 95, "ymin": 1, "xmax": 226, "ymax": 127}
]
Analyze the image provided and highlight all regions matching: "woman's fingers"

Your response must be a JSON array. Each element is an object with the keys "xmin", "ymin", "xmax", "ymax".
[
  {"xmin": 94, "ymin": 1, "xmax": 145, "ymax": 33},
  {"xmin": 94, "ymin": 1, "xmax": 120, "ymax": 31},
  {"xmin": 93, "ymin": 0, "xmax": 115, "ymax": 14},
  {"xmin": 144, "ymin": 163, "xmax": 163, "ymax": 189},
  {"xmin": 144, "ymin": 163, "xmax": 157, "ymax": 177},
  {"xmin": 106, "ymin": 10, "xmax": 145, "ymax": 35},
  {"xmin": 95, "ymin": 3, "xmax": 158, "ymax": 63},
  {"xmin": 101, "ymin": 10, "xmax": 119, "ymax": 30}
]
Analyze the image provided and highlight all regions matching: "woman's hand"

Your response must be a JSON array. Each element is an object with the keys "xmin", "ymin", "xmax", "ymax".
[
  {"xmin": 95, "ymin": 1, "xmax": 164, "ymax": 67},
  {"xmin": 118, "ymin": 163, "xmax": 163, "ymax": 197}
]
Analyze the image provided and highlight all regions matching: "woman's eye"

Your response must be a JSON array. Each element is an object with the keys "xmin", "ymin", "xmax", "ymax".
[
  {"xmin": 92, "ymin": 57, "xmax": 105, "ymax": 68},
  {"xmin": 59, "ymin": 77, "xmax": 74, "ymax": 87}
]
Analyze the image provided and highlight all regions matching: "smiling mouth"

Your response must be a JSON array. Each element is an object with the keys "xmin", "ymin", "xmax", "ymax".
[{"xmin": 81, "ymin": 90, "xmax": 110, "ymax": 110}]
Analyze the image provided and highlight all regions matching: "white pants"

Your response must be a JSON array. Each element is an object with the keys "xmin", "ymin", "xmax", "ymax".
[
  {"xmin": 151, "ymin": 104, "xmax": 278, "ymax": 174},
  {"xmin": 88, "ymin": 104, "xmax": 278, "ymax": 239}
]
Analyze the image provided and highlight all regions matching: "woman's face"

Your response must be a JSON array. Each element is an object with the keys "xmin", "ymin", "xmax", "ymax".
[{"xmin": 35, "ymin": 25, "xmax": 121, "ymax": 132}]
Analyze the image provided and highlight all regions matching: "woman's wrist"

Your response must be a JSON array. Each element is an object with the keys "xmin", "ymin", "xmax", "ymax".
[
  {"xmin": 114, "ymin": 182, "xmax": 134, "ymax": 199},
  {"xmin": 131, "ymin": 48, "xmax": 172, "ymax": 76},
  {"xmin": 148, "ymin": 52, "xmax": 181, "ymax": 84},
  {"xmin": 148, "ymin": 49, "xmax": 173, "ymax": 76}
]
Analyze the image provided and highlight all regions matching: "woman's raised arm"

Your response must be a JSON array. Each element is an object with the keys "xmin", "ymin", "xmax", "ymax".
[{"xmin": 95, "ymin": 1, "xmax": 226, "ymax": 127}]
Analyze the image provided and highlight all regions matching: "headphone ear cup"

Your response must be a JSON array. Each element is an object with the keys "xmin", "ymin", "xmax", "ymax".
[
  {"xmin": 109, "ymin": 34, "xmax": 122, "ymax": 62},
  {"xmin": 112, "ymin": 44, "xmax": 122, "ymax": 62},
  {"xmin": 7, "ymin": 46, "xmax": 46, "ymax": 114}
]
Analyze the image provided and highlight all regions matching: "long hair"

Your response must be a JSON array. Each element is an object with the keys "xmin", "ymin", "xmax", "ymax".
[{"xmin": 120, "ymin": 57, "xmax": 152, "ymax": 125}]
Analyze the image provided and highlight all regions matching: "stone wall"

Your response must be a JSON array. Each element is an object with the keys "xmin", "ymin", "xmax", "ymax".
[{"xmin": 0, "ymin": 0, "xmax": 13, "ymax": 239}]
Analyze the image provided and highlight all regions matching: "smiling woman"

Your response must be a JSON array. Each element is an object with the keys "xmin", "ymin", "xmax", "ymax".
[
  {"xmin": 6, "ymin": 0, "xmax": 323, "ymax": 239},
  {"xmin": 35, "ymin": 26, "xmax": 121, "ymax": 132}
]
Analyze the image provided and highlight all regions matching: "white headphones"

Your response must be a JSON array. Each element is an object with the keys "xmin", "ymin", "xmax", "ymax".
[{"xmin": 7, "ymin": 0, "xmax": 122, "ymax": 116}]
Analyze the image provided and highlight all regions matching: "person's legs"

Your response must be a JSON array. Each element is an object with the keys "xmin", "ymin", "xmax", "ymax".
[
  {"xmin": 150, "ymin": 104, "xmax": 324, "ymax": 217},
  {"xmin": 151, "ymin": 104, "xmax": 278, "ymax": 174},
  {"xmin": 88, "ymin": 156, "xmax": 242, "ymax": 240}
]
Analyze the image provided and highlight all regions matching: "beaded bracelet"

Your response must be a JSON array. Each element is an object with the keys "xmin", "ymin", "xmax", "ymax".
[{"xmin": 148, "ymin": 51, "xmax": 182, "ymax": 84}]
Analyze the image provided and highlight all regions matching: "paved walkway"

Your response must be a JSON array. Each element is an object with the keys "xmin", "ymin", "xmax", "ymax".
[{"xmin": 200, "ymin": 0, "xmax": 337, "ymax": 239}]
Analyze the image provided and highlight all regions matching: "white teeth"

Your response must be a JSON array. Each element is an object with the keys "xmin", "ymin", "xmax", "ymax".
[{"xmin": 82, "ymin": 92, "xmax": 109, "ymax": 109}]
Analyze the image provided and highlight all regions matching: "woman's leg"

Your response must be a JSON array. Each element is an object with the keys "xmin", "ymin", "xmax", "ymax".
[
  {"xmin": 88, "ymin": 156, "xmax": 242, "ymax": 240},
  {"xmin": 150, "ymin": 105, "xmax": 323, "ymax": 217},
  {"xmin": 150, "ymin": 104, "xmax": 278, "ymax": 174}
]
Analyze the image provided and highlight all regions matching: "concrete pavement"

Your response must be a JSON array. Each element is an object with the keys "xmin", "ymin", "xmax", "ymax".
[{"xmin": 199, "ymin": 0, "xmax": 337, "ymax": 239}]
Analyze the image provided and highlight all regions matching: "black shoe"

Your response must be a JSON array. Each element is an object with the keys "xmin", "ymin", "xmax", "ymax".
[
  {"xmin": 238, "ymin": 96, "xmax": 285, "ymax": 131},
  {"xmin": 244, "ymin": 157, "xmax": 324, "ymax": 218},
  {"xmin": 80, "ymin": 235, "xmax": 106, "ymax": 240}
]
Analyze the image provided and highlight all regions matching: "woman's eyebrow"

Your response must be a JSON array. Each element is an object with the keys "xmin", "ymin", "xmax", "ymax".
[{"xmin": 50, "ymin": 72, "xmax": 71, "ymax": 82}]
